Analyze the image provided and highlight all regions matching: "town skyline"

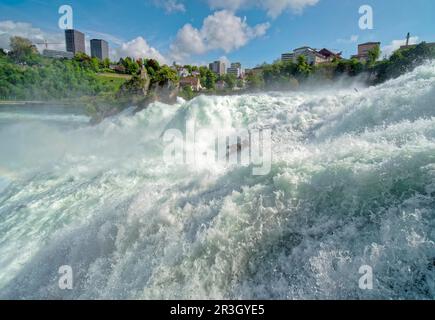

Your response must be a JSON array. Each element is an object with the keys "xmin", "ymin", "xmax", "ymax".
[{"xmin": 0, "ymin": 0, "xmax": 434, "ymax": 68}]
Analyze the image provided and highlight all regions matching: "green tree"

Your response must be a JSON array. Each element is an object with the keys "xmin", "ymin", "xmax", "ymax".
[
  {"xmin": 246, "ymin": 72, "xmax": 264, "ymax": 90},
  {"xmin": 204, "ymin": 69, "xmax": 217, "ymax": 90},
  {"xmin": 367, "ymin": 45, "xmax": 381, "ymax": 66},
  {"xmin": 296, "ymin": 55, "xmax": 311, "ymax": 77},
  {"xmin": 198, "ymin": 67, "xmax": 217, "ymax": 90},
  {"xmin": 153, "ymin": 65, "xmax": 179, "ymax": 85},
  {"xmin": 144, "ymin": 59, "xmax": 161, "ymax": 76},
  {"xmin": 373, "ymin": 42, "xmax": 435, "ymax": 83},
  {"xmin": 180, "ymin": 85, "xmax": 195, "ymax": 100},
  {"xmin": 348, "ymin": 58, "xmax": 364, "ymax": 76},
  {"xmin": 224, "ymin": 74, "xmax": 237, "ymax": 89},
  {"xmin": 236, "ymin": 79, "xmax": 244, "ymax": 89},
  {"xmin": 9, "ymin": 36, "xmax": 39, "ymax": 63},
  {"xmin": 90, "ymin": 57, "xmax": 100, "ymax": 72},
  {"xmin": 122, "ymin": 57, "xmax": 140, "ymax": 75},
  {"xmin": 102, "ymin": 58, "xmax": 111, "ymax": 69}
]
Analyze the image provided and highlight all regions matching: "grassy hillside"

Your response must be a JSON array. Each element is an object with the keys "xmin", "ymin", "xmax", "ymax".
[
  {"xmin": 96, "ymin": 73, "xmax": 132, "ymax": 91},
  {"xmin": 0, "ymin": 47, "xmax": 130, "ymax": 101}
]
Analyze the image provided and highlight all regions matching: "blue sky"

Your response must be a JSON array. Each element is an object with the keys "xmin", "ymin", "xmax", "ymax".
[{"xmin": 0, "ymin": 0, "xmax": 434, "ymax": 67}]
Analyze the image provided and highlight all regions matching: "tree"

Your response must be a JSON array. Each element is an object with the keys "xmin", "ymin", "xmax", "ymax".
[
  {"xmin": 204, "ymin": 69, "xmax": 217, "ymax": 90},
  {"xmin": 144, "ymin": 59, "xmax": 160, "ymax": 75},
  {"xmin": 246, "ymin": 72, "xmax": 264, "ymax": 90},
  {"xmin": 373, "ymin": 42, "xmax": 435, "ymax": 83},
  {"xmin": 90, "ymin": 57, "xmax": 100, "ymax": 72},
  {"xmin": 122, "ymin": 57, "xmax": 140, "ymax": 75},
  {"xmin": 367, "ymin": 45, "xmax": 381, "ymax": 65},
  {"xmin": 74, "ymin": 52, "xmax": 91, "ymax": 62},
  {"xmin": 296, "ymin": 55, "xmax": 311, "ymax": 77},
  {"xmin": 198, "ymin": 66, "xmax": 217, "ymax": 90},
  {"xmin": 180, "ymin": 85, "xmax": 195, "ymax": 100},
  {"xmin": 224, "ymin": 74, "xmax": 237, "ymax": 90},
  {"xmin": 153, "ymin": 65, "xmax": 179, "ymax": 85},
  {"xmin": 348, "ymin": 58, "xmax": 364, "ymax": 76},
  {"xmin": 102, "ymin": 58, "xmax": 111, "ymax": 69},
  {"xmin": 9, "ymin": 36, "xmax": 38, "ymax": 63},
  {"xmin": 237, "ymin": 79, "xmax": 244, "ymax": 89}
]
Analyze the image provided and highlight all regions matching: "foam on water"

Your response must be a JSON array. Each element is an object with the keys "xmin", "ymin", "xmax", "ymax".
[{"xmin": 0, "ymin": 62, "xmax": 435, "ymax": 299}]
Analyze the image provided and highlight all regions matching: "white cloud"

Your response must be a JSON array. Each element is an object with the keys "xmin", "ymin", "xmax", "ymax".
[
  {"xmin": 337, "ymin": 34, "xmax": 359, "ymax": 44},
  {"xmin": 0, "ymin": 20, "xmax": 167, "ymax": 64},
  {"xmin": 170, "ymin": 10, "xmax": 269, "ymax": 62},
  {"xmin": 153, "ymin": 0, "xmax": 186, "ymax": 13},
  {"xmin": 207, "ymin": 0, "xmax": 320, "ymax": 18},
  {"xmin": 0, "ymin": 20, "xmax": 65, "ymax": 52},
  {"xmin": 172, "ymin": 24, "xmax": 207, "ymax": 56},
  {"xmin": 382, "ymin": 36, "xmax": 419, "ymax": 57},
  {"xmin": 112, "ymin": 36, "xmax": 167, "ymax": 64}
]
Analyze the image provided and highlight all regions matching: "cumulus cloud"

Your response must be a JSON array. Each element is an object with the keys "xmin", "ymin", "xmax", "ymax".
[
  {"xmin": 153, "ymin": 0, "xmax": 186, "ymax": 13},
  {"xmin": 170, "ymin": 10, "xmax": 269, "ymax": 62},
  {"xmin": 0, "ymin": 20, "xmax": 65, "ymax": 52},
  {"xmin": 0, "ymin": 20, "xmax": 167, "ymax": 64},
  {"xmin": 207, "ymin": 0, "xmax": 320, "ymax": 18},
  {"xmin": 382, "ymin": 36, "xmax": 419, "ymax": 57},
  {"xmin": 112, "ymin": 36, "xmax": 167, "ymax": 63}
]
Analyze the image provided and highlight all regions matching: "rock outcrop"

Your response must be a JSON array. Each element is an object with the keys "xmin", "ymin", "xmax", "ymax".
[{"xmin": 117, "ymin": 66, "xmax": 151, "ymax": 102}]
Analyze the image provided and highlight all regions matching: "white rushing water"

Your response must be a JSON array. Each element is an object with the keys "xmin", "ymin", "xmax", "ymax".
[{"xmin": 0, "ymin": 62, "xmax": 434, "ymax": 299}]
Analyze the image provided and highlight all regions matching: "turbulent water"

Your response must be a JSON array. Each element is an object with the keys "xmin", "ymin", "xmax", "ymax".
[{"xmin": 0, "ymin": 62, "xmax": 435, "ymax": 300}]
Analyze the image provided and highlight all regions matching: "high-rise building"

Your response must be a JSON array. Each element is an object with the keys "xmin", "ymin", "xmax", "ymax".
[
  {"xmin": 209, "ymin": 61, "xmax": 226, "ymax": 75},
  {"xmin": 227, "ymin": 62, "xmax": 242, "ymax": 78},
  {"xmin": 90, "ymin": 39, "xmax": 109, "ymax": 60},
  {"xmin": 65, "ymin": 29, "xmax": 86, "ymax": 55}
]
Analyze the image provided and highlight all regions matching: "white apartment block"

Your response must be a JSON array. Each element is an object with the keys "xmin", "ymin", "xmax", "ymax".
[
  {"xmin": 227, "ymin": 62, "xmax": 243, "ymax": 78},
  {"xmin": 209, "ymin": 61, "xmax": 226, "ymax": 75}
]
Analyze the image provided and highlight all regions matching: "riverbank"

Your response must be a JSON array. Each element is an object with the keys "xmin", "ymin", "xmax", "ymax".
[{"xmin": 0, "ymin": 100, "xmax": 81, "ymax": 106}]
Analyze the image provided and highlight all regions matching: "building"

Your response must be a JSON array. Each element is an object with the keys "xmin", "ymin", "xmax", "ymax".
[
  {"xmin": 227, "ymin": 62, "xmax": 243, "ymax": 78},
  {"xmin": 171, "ymin": 63, "xmax": 191, "ymax": 78},
  {"xmin": 180, "ymin": 76, "xmax": 202, "ymax": 92},
  {"xmin": 109, "ymin": 64, "xmax": 126, "ymax": 73},
  {"xmin": 178, "ymin": 68, "xmax": 190, "ymax": 78},
  {"xmin": 281, "ymin": 47, "xmax": 341, "ymax": 65},
  {"xmin": 318, "ymin": 48, "xmax": 342, "ymax": 62},
  {"xmin": 281, "ymin": 52, "xmax": 294, "ymax": 62},
  {"xmin": 90, "ymin": 39, "xmax": 109, "ymax": 60},
  {"xmin": 209, "ymin": 61, "xmax": 226, "ymax": 75},
  {"xmin": 65, "ymin": 29, "xmax": 86, "ymax": 55},
  {"xmin": 292, "ymin": 47, "xmax": 328, "ymax": 65},
  {"xmin": 351, "ymin": 42, "xmax": 381, "ymax": 62},
  {"xmin": 42, "ymin": 49, "xmax": 74, "ymax": 59}
]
